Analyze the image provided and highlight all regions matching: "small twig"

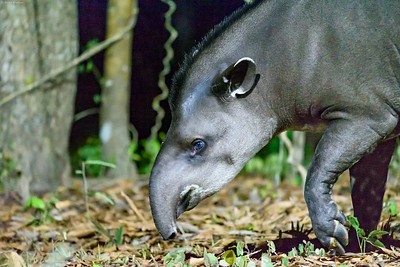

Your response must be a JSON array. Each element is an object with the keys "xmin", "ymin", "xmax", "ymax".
[
  {"xmin": 149, "ymin": 252, "xmax": 159, "ymax": 267},
  {"xmin": 81, "ymin": 162, "xmax": 90, "ymax": 215},
  {"xmin": 0, "ymin": 5, "xmax": 139, "ymax": 108},
  {"xmin": 73, "ymin": 108, "xmax": 99, "ymax": 122},
  {"xmin": 177, "ymin": 223, "xmax": 185, "ymax": 235},
  {"xmin": 246, "ymin": 249, "xmax": 262, "ymax": 258},
  {"xmin": 120, "ymin": 190, "xmax": 146, "ymax": 223}
]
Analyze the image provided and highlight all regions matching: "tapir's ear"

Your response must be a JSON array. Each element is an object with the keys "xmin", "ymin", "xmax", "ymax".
[{"xmin": 212, "ymin": 57, "xmax": 260, "ymax": 101}]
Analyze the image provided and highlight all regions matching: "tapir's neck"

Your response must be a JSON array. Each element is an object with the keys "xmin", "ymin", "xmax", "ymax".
[
  {"xmin": 189, "ymin": 1, "xmax": 383, "ymax": 135},
  {"xmin": 188, "ymin": 1, "xmax": 329, "ymax": 133}
]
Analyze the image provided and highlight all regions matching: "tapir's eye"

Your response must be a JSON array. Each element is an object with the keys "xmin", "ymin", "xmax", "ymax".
[{"xmin": 191, "ymin": 139, "xmax": 206, "ymax": 154}]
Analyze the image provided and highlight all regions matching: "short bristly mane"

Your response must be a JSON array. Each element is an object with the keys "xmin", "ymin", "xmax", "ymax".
[{"xmin": 169, "ymin": 0, "xmax": 264, "ymax": 109}]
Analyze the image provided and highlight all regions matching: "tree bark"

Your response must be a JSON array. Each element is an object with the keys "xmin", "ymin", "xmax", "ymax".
[
  {"xmin": 0, "ymin": 0, "xmax": 77, "ymax": 199},
  {"xmin": 100, "ymin": 0, "xmax": 138, "ymax": 179}
]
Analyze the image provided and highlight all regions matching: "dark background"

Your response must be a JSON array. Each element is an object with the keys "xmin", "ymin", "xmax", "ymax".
[{"xmin": 71, "ymin": 0, "xmax": 245, "ymax": 150}]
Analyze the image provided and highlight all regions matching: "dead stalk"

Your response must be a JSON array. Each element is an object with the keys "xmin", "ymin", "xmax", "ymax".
[{"xmin": 120, "ymin": 191, "xmax": 146, "ymax": 223}]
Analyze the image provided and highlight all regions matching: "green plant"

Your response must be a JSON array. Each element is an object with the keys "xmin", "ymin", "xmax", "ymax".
[
  {"xmin": 204, "ymin": 249, "xmax": 219, "ymax": 267},
  {"xmin": 75, "ymin": 160, "xmax": 116, "ymax": 215},
  {"xmin": 287, "ymin": 240, "xmax": 325, "ymax": 257},
  {"xmin": 242, "ymin": 134, "xmax": 292, "ymax": 181},
  {"xmin": 266, "ymin": 240, "xmax": 276, "ymax": 255},
  {"xmin": 383, "ymin": 199, "xmax": 399, "ymax": 217},
  {"xmin": 221, "ymin": 249, "xmax": 237, "ymax": 266},
  {"xmin": 347, "ymin": 215, "xmax": 388, "ymax": 253},
  {"xmin": 91, "ymin": 220, "xmax": 124, "ymax": 248},
  {"xmin": 260, "ymin": 253, "xmax": 274, "ymax": 267},
  {"xmin": 244, "ymin": 143, "xmax": 288, "ymax": 179},
  {"xmin": 73, "ymin": 133, "xmax": 162, "ymax": 177},
  {"xmin": 243, "ymin": 131, "xmax": 315, "ymax": 185},
  {"xmin": 77, "ymin": 38, "xmax": 104, "ymax": 109},
  {"xmin": 257, "ymin": 184, "xmax": 278, "ymax": 200},
  {"xmin": 78, "ymin": 39, "xmax": 105, "ymax": 89},
  {"xmin": 163, "ymin": 248, "xmax": 188, "ymax": 267},
  {"xmin": 0, "ymin": 151, "xmax": 16, "ymax": 177},
  {"xmin": 129, "ymin": 136, "xmax": 163, "ymax": 174},
  {"xmin": 219, "ymin": 241, "xmax": 255, "ymax": 267},
  {"xmin": 72, "ymin": 137, "xmax": 104, "ymax": 177},
  {"xmin": 138, "ymin": 248, "xmax": 151, "ymax": 261},
  {"xmin": 281, "ymin": 256, "xmax": 290, "ymax": 267},
  {"xmin": 24, "ymin": 195, "xmax": 59, "ymax": 225},
  {"xmin": 88, "ymin": 191, "xmax": 115, "ymax": 205},
  {"xmin": 0, "ymin": 150, "xmax": 18, "ymax": 190}
]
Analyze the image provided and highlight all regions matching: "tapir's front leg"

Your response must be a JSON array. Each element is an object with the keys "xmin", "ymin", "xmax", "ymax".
[{"xmin": 304, "ymin": 117, "xmax": 397, "ymax": 255}]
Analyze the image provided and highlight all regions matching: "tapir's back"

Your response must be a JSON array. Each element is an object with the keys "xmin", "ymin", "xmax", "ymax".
[
  {"xmin": 263, "ymin": 0, "xmax": 400, "ymax": 115},
  {"xmin": 316, "ymin": 1, "xmax": 400, "ymax": 50},
  {"xmin": 279, "ymin": 1, "xmax": 400, "ymax": 66},
  {"xmin": 320, "ymin": 0, "xmax": 400, "ymax": 109}
]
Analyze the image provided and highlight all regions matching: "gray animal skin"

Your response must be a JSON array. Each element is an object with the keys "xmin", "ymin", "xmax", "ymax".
[{"xmin": 149, "ymin": 0, "xmax": 400, "ymax": 255}]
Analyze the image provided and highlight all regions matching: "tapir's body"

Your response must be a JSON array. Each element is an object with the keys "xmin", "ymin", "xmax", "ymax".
[{"xmin": 150, "ymin": 0, "xmax": 400, "ymax": 254}]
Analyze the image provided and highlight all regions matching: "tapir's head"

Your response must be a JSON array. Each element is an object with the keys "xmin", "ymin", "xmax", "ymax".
[{"xmin": 149, "ymin": 57, "xmax": 278, "ymax": 239}]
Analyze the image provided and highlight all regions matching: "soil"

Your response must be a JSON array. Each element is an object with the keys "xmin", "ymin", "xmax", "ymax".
[{"xmin": 1, "ymin": 173, "xmax": 400, "ymax": 266}]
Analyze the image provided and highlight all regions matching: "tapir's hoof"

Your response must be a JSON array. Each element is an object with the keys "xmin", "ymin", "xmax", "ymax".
[
  {"xmin": 328, "ymin": 237, "xmax": 346, "ymax": 255},
  {"xmin": 313, "ymin": 210, "xmax": 348, "ymax": 255}
]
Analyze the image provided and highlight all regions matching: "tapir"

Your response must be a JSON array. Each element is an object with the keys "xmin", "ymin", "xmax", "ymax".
[{"xmin": 149, "ymin": 0, "xmax": 400, "ymax": 254}]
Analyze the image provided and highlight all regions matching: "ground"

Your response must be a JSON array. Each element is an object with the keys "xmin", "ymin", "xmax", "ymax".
[{"xmin": 1, "ymin": 173, "xmax": 400, "ymax": 266}]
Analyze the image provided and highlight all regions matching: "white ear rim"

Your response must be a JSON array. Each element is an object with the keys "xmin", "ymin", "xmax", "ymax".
[
  {"xmin": 230, "ymin": 57, "xmax": 257, "ymax": 97},
  {"xmin": 233, "ymin": 57, "xmax": 255, "ymax": 68},
  {"xmin": 230, "ymin": 86, "xmax": 247, "ymax": 97}
]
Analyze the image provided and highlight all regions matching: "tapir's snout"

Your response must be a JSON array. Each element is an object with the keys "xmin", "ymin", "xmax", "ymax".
[
  {"xmin": 150, "ymin": 169, "xmax": 204, "ymax": 239},
  {"xmin": 149, "ymin": 147, "xmax": 205, "ymax": 239},
  {"xmin": 149, "ymin": 182, "xmax": 178, "ymax": 239},
  {"xmin": 149, "ymin": 167, "xmax": 179, "ymax": 239},
  {"xmin": 158, "ymin": 221, "xmax": 177, "ymax": 240}
]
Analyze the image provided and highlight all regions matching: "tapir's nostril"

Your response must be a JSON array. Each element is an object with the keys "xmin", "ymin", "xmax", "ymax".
[
  {"xmin": 177, "ymin": 190, "xmax": 192, "ymax": 218},
  {"xmin": 168, "ymin": 232, "xmax": 177, "ymax": 239},
  {"xmin": 180, "ymin": 190, "xmax": 191, "ymax": 209}
]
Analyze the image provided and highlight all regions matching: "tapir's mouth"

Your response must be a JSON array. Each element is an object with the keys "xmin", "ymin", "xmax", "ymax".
[
  {"xmin": 151, "ymin": 182, "xmax": 214, "ymax": 240},
  {"xmin": 177, "ymin": 184, "xmax": 202, "ymax": 218}
]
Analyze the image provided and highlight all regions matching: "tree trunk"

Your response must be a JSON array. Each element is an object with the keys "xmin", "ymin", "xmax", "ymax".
[
  {"xmin": 0, "ymin": 0, "xmax": 78, "ymax": 199},
  {"xmin": 100, "ymin": 0, "xmax": 138, "ymax": 179}
]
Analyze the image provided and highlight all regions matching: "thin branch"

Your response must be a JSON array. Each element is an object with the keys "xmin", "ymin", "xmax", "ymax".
[
  {"xmin": 81, "ymin": 162, "xmax": 90, "ymax": 215},
  {"xmin": 73, "ymin": 107, "xmax": 99, "ymax": 122},
  {"xmin": 120, "ymin": 190, "xmax": 147, "ymax": 223},
  {"xmin": 0, "ymin": 5, "xmax": 139, "ymax": 108}
]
